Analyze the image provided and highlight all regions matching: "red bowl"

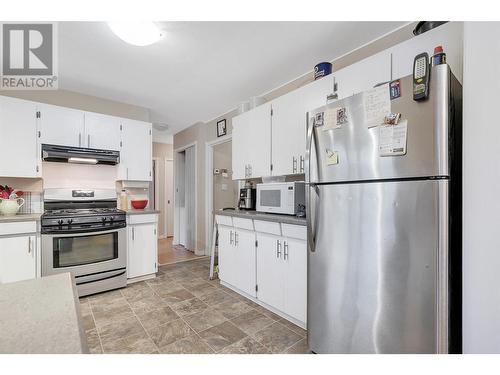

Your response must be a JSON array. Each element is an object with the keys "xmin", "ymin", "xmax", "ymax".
[{"xmin": 131, "ymin": 200, "xmax": 148, "ymax": 210}]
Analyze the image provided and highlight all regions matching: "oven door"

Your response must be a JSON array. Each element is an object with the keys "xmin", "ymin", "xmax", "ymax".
[{"xmin": 42, "ymin": 227, "xmax": 126, "ymax": 278}]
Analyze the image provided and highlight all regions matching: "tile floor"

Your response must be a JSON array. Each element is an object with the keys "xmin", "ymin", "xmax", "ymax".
[
  {"xmin": 157, "ymin": 237, "xmax": 205, "ymax": 265},
  {"xmin": 80, "ymin": 257, "xmax": 308, "ymax": 354}
]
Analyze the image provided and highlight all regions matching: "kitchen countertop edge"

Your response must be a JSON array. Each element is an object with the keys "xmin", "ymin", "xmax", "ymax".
[
  {"xmin": 215, "ymin": 210, "xmax": 306, "ymax": 226},
  {"xmin": 0, "ymin": 213, "xmax": 42, "ymax": 223},
  {"xmin": 125, "ymin": 209, "xmax": 161, "ymax": 215}
]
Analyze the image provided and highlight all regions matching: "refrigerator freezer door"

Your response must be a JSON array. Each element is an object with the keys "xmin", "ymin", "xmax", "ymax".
[
  {"xmin": 306, "ymin": 65, "xmax": 454, "ymax": 184},
  {"xmin": 308, "ymin": 179, "xmax": 447, "ymax": 353}
]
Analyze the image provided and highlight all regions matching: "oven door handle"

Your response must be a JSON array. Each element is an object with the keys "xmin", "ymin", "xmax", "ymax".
[
  {"xmin": 42, "ymin": 224, "xmax": 126, "ymax": 235},
  {"xmin": 74, "ymin": 268, "xmax": 126, "ymax": 285}
]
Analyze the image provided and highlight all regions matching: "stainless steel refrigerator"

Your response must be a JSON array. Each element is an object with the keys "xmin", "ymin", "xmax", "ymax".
[{"xmin": 306, "ymin": 64, "xmax": 462, "ymax": 354}]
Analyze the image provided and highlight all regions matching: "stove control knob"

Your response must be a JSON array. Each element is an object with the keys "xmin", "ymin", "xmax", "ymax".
[
  {"xmin": 101, "ymin": 217, "xmax": 107, "ymax": 223},
  {"xmin": 67, "ymin": 219, "xmax": 73, "ymax": 225},
  {"xmin": 109, "ymin": 217, "xmax": 114, "ymax": 222},
  {"xmin": 57, "ymin": 219, "xmax": 63, "ymax": 226}
]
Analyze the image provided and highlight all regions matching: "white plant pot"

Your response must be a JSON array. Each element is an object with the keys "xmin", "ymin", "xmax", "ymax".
[{"xmin": 0, "ymin": 198, "xmax": 25, "ymax": 216}]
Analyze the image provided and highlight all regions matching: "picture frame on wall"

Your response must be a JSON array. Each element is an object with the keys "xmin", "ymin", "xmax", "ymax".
[{"xmin": 217, "ymin": 119, "xmax": 227, "ymax": 137}]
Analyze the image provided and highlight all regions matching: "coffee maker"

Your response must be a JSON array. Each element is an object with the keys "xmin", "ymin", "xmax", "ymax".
[{"xmin": 238, "ymin": 183, "xmax": 256, "ymax": 210}]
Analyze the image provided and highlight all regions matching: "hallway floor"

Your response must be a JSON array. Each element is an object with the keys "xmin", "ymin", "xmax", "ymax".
[{"xmin": 158, "ymin": 237, "xmax": 205, "ymax": 265}]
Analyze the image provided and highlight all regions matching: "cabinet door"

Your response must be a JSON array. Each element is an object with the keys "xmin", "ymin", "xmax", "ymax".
[
  {"xmin": 0, "ymin": 96, "xmax": 40, "ymax": 178},
  {"xmin": 271, "ymin": 75, "xmax": 334, "ymax": 176},
  {"xmin": 84, "ymin": 112, "xmax": 121, "ymax": 151},
  {"xmin": 119, "ymin": 119, "xmax": 152, "ymax": 181},
  {"xmin": 247, "ymin": 103, "xmax": 272, "ymax": 178},
  {"xmin": 334, "ymin": 50, "xmax": 391, "ymax": 100},
  {"xmin": 127, "ymin": 223, "xmax": 157, "ymax": 278},
  {"xmin": 283, "ymin": 238, "xmax": 307, "ymax": 323},
  {"xmin": 232, "ymin": 111, "xmax": 251, "ymax": 180},
  {"xmin": 256, "ymin": 232, "xmax": 285, "ymax": 311},
  {"xmin": 39, "ymin": 103, "xmax": 85, "ymax": 147},
  {"xmin": 218, "ymin": 225, "xmax": 237, "ymax": 286},
  {"xmin": 0, "ymin": 235, "xmax": 36, "ymax": 284},
  {"xmin": 233, "ymin": 229, "xmax": 257, "ymax": 297}
]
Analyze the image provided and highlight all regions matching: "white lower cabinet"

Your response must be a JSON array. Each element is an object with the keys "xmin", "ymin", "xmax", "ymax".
[
  {"xmin": 218, "ymin": 224, "xmax": 256, "ymax": 297},
  {"xmin": 127, "ymin": 215, "xmax": 158, "ymax": 280},
  {"xmin": 0, "ymin": 235, "xmax": 36, "ymax": 284},
  {"xmin": 256, "ymin": 232, "xmax": 307, "ymax": 323},
  {"xmin": 216, "ymin": 215, "xmax": 307, "ymax": 326}
]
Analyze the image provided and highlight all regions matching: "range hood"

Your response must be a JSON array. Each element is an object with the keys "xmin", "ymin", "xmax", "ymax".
[{"xmin": 42, "ymin": 144, "xmax": 120, "ymax": 165}]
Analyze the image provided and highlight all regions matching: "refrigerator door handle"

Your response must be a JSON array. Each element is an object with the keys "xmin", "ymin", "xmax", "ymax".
[{"xmin": 306, "ymin": 184, "xmax": 319, "ymax": 252}]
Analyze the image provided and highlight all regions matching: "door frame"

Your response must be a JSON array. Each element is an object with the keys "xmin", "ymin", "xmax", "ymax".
[
  {"xmin": 173, "ymin": 141, "xmax": 198, "ymax": 252},
  {"xmin": 164, "ymin": 157, "xmax": 174, "ymax": 238},
  {"xmin": 205, "ymin": 134, "xmax": 232, "ymax": 255}
]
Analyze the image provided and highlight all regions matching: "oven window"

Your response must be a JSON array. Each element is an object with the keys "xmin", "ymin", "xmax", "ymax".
[
  {"xmin": 53, "ymin": 232, "xmax": 118, "ymax": 268},
  {"xmin": 260, "ymin": 190, "xmax": 281, "ymax": 207}
]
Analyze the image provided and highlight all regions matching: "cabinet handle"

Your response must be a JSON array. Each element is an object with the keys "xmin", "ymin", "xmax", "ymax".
[
  {"xmin": 248, "ymin": 165, "xmax": 252, "ymax": 177},
  {"xmin": 78, "ymin": 133, "xmax": 82, "ymax": 147},
  {"xmin": 300, "ymin": 155, "xmax": 304, "ymax": 173},
  {"xmin": 234, "ymin": 232, "xmax": 239, "ymax": 246},
  {"xmin": 127, "ymin": 167, "xmax": 129, "ymax": 180},
  {"xmin": 230, "ymin": 230, "xmax": 233, "ymax": 245},
  {"xmin": 276, "ymin": 240, "xmax": 281, "ymax": 258},
  {"xmin": 88, "ymin": 134, "xmax": 91, "ymax": 148},
  {"xmin": 28, "ymin": 237, "xmax": 32, "ymax": 254},
  {"xmin": 284, "ymin": 241, "xmax": 289, "ymax": 260},
  {"xmin": 132, "ymin": 227, "xmax": 135, "ymax": 241},
  {"xmin": 293, "ymin": 157, "xmax": 297, "ymax": 173}
]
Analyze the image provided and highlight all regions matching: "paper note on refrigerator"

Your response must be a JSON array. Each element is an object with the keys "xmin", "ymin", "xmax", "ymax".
[
  {"xmin": 379, "ymin": 120, "xmax": 408, "ymax": 156},
  {"xmin": 323, "ymin": 106, "xmax": 348, "ymax": 130},
  {"xmin": 364, "ymin": 85, "xmax": 391, "ymax": 128}
]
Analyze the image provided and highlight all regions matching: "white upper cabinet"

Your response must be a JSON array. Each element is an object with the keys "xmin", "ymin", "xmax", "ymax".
[
  {"xmin": 271, "ymin": 75, "xmax": 334, "ymax": 176},
  {"xmin": 84, "ymin": 112, "xmax": 122, "ymax": 151},
  {"xmin": 38, "ymin": 103, "xmax": 85, "ymax": 147},
  {"xmin": 391, "ymin": 22, "xmax": 463, "ymax": 83},
  {"xmin": 119, "ymin": 118, "xmax": 152, "ymax": 181},
  {"xmin": 0, "ymin": 96, "xmax": 40, "ymax": 178},
  {"xmin": 333, "ymin": 50, "xmax": 392, "ymax": 100},
  {"xmin": 232, "ymin": 102, "xmax": 271, "ymax": 180}
]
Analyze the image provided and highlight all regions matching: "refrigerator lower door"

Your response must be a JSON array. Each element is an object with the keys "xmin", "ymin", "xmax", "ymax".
[{"xmin": 308, "ymin": 179, "xmax": 448, "ymax": 353}]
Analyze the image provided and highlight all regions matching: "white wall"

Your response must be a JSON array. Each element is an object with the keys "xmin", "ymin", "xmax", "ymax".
[{"xmin": 462, "ymin": 22, "xmax": 500, "ymax": 353}]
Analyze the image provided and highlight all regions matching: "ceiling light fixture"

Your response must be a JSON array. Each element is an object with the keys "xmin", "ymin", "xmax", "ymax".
[{"xmin": 107, "ymin": 21, "xmax": 163, "ymax": 46}]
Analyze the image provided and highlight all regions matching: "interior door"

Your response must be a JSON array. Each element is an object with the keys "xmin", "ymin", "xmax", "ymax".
[
  {"xmin": 0, "ymin": 96, "xmax": 39, "ymax": 178},
  {"xmin": 233, "ymin": 229, "xmax": 257, "ymax": 297},
  {"xmin": 166, "ymin": 159, "xmax": 174, "ymax": 237},
  {"xmin": 0, "ymin": 236, "xmax": 36, "ymax": 284},
  {"xmin": 84, "ymin": 112, "xmax": 121, "ymax": 150},
  {"xmin": 39, "ymin": 103, "xmax": 85, "ymax": 147},
  {"xmin": 284, "ymin": 237, "xmax": 307, "ymax": 323},
  {"xmin": 308, "ymin": 180, "xmax": 440, "ymax": 354},
  {"xmin": 256, "ymin": 232, "xmax": 285, "ymax": 311}
]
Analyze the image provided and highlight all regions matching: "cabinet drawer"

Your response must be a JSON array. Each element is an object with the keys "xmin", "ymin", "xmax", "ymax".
[
  {"xmin": 232, "ymin": 217, "xmax": 254, "ymax": 231},
  {"xmin": 128, "ymin": 214, "xmax": 158, "ymax": 225},
  {"xmin": 281, "ymin": 224, "xmax": 306, "ymax": 240},
  {"xmin": 215, "ymin": 215, "xmax": 233, "ymax": 226},
  {"xmin": 0, "ymin": 221, "xmax": 37, "ymax": 236},
  {"xmin": 254, "ymin": 220, "xmax": 281, "ymax": 236}
]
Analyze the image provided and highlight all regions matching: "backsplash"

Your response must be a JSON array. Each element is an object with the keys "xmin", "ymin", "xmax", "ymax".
[{"xmin": 18, "ymin": 192, "xmax": 42, "ymax": 214}]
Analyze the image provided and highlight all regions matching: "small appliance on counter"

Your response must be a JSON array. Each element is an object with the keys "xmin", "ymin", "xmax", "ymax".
[
  {"xmin": 256, "ymin": 181, "xmax": 305, "ymax": 215},
  {"xmin": 238, "ymin": 181, "xmax": 256, "ymax": 210}
]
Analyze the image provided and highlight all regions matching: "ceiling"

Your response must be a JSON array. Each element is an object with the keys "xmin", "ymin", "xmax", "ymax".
[{"xmin": 58, "ymin": 22, "xmax": 406, "ymax": 135}]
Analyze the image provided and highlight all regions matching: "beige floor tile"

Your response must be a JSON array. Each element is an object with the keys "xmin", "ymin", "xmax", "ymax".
[
  {"xmin": 159, "ymin": 335, "xmax": 214, "ymax": 354},
  {"xmin": 101, "ymin": 332, "xmax": 158, "ymax": 354},
  {"xmin": 198, "ymin": 321, "xmax": 247, "ymax": 352},
  {"xmin": 85, "ymin": 329, "xmax": 102, "ymax": 354},
  {"xmin": 182, "ymin": 280, "xmax": 217, "ymax": 297},
  {"xmin": 128, "ymin": 294, "xmax": 170, "ymax": 314},
  {"xmin": 220, "ymin": 337, "xmax": 270, "ymax": 354},
  {"xmin": 277, "ymin": 318, "xmax": 307, "ymax": 337},
  {"xmin": 211, "ymin": 299, "xmax": 254, "ymax": 320},
  {"xmin": 162, "ymin": 289, "xmax": 196, "ymax": 304},
  {"xmin": 147, "ymin": 319, "xmax": 194, "ymax": 348},
  {"xmin": 253, "ymin": 322, "xmax": 302, "ymax": 353},
  {"xmin": 92, "ymin": 303, "xmax": 135, "ymax": 327},
  {"xmin": 81, "ymin": 314, "xmax": 96, "ymax": 332},
  {"xmin": 136, "ymin": 306, "xmax": 180, "ymax": 331},
  {"xmin": 230, "ymin": 310, "xmax": 275, "ymax": 336},
  {"xmin": 198, "ymin": 289, "xmax": 237, "ymax": 306},
  {"xmin": 97, "ymin": 316, "xmax": 146, "ymax": 342},
  {"xmin": 183, "ymin": 308, "xmax": 227, "ymax": 333},
  {"xmin": 285, "ymin": 338, "xmax": 310, "ymax": 354},
  {"xmin": 170, "ymin": 297, "xmax": 208, "ymax": 316}
]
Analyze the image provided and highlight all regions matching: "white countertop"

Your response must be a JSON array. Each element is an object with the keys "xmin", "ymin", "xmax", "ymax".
[
  {"xmin": 0, "ymin": 273, "xmax": 88, "ymax": 354},
  {"xmin": 125, "ymin": 209, "xmax": 160, "ymax": 215},
  {"xmin": 0, "ymin": 213, "xmax": 41, "ymax": 223}
]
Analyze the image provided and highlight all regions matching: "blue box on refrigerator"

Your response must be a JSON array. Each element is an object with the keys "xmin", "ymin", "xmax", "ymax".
[{"xmin": 314, "ymin": 62, "xmax": 332, "ymax": 80}]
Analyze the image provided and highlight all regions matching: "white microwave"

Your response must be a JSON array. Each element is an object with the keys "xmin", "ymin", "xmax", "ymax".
[{"xmin": 256, "ymin": 182, "xmax": 305, "ymax": 215}]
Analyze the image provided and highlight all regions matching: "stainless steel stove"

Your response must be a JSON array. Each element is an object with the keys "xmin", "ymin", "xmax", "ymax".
[{"xmin": 41, "ymin": 189, "xmax": 127, "ymax": 297}]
